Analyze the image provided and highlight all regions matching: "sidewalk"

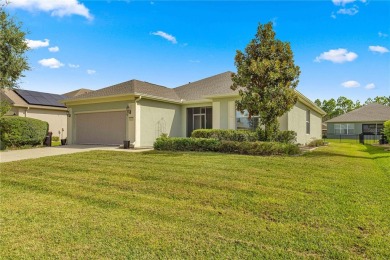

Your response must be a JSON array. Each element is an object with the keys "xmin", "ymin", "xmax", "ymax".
[{"xmin": 0, "ymin": 145, "xmax": 152, "ymax": 163}]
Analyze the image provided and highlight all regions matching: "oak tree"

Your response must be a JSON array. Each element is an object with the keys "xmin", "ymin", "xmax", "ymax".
[
  {"xmin": 0, "ymin": 2, "xmax": 29, "ymax": 90},
  {"xmin": 231, "ymin": 22, "xmax": 300, "ymax": 140}
]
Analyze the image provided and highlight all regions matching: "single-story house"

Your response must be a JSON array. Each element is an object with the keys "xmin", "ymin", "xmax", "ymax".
[
  {"xmin": 326, "ymin": 103, "xmax": 390, "ymax": 138},
  {"xmin": 1, "ymin": 89, "xmax": 68, "ymax": 139},
  {"xmin": 62, "ymin": 71, "xmax": 326, "ymax": 147}
]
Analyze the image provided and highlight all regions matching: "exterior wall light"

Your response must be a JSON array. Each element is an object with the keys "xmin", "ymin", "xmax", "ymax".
[
  {"xmin": 66, "ymin": 110, "xmax": 71, "ymax": 117},
  {"xmin": 126, "ymin": 105, "xmax": 131, "ymax": 115}
]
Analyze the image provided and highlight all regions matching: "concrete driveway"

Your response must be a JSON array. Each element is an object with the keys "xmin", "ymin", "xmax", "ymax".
[{"xmin": 0, "ymin": 145, "xmax": 152, "ymax": 163}]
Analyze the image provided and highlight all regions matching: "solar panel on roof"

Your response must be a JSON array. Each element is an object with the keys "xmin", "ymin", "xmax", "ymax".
[{"xmin": 14, "ymin": 89, "xmax": 66, "ymax": 108}]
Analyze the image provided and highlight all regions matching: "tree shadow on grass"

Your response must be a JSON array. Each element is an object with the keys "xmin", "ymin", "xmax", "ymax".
[{"xmin": 305, "ymin": 145, "xmax": 389, "ymax": 161}]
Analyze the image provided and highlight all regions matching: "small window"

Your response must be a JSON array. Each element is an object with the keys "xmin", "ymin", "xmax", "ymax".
[
  {"xmin": 334, "ymin": 123, "xmax": 355, "ymax": 135},
  {"xmin": 236, "ymin": 110, "xmax": 259, "ymax": 131},
  {"xmin": 306, "ymin": 110, "xmax": 310, "ymax": 134}
]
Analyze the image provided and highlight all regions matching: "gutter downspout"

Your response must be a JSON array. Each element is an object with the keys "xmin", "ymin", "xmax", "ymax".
[
  {"xmin": 133, "ymin": 96, "xmax": 142, "ymax": 147},
  {"xmin": 25, "ymin": 106, "xmax": 30, "ymax": 117}
]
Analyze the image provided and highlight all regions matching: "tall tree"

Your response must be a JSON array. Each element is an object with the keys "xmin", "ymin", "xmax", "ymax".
[
  {"xmin": 315, "ymin": 98, "xmax": 337, "ymax": 121},
  {"xmin": 231, "ymin": 22, "xmax": 300, "ymax": 140},
  {"xmin": 0, "ymin": 2, "xmax": 30, "ymax": 89},
  {"xmin": 369, "ymin": 96, "xmax": 390, "ymax": 106},
  {"xmin": 336, "ymin": 96, "xmax": 355, "ymax": 114}
]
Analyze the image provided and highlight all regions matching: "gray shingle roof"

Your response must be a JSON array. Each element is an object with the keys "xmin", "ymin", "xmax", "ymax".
[
  {"xmin": 326, "ymin": 103, "xmax": 390, "ymax": 123},
  {"xmin": 174, "ymin": 71, "xmax": 237, "ymax": 101},
  {"xmin": 63, "ymin": 88, "xmax": 93, "ymax": 98},
  {"xmin": 65, "ymin": 80, "xmax": 180, "ymax": 101},
  {"xmin": 64, "ymin": 72, "xmax": 237, "ymax": 102}
]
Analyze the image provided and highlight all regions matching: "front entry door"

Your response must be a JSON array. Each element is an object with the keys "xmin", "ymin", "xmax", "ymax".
[
  {"xmin": 187, "ymin": 107, "xmax": 212, "ymax": 136},
  {"xmin": 193, "ymin": 114, "xmax": 205, "ymax": 130}
]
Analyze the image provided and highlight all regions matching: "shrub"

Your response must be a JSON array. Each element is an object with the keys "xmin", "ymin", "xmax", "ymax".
[
  {"xmin": 154, "ymin": 137, "xmax": 300, "ymax": 156},
  {"xmin": 191, "ymin": 129, "xmax": 257, "ymax": 142},
  {"xmin": 218, "ymin": 141, "xmax": 300, "ymax": 155},
  {"xmin": 52, "ymin": 136, "xmax": 60, "ymax": 142},
  {"xmin": 154, "ymin": 137, "xmax": 219, "ymax": 152},
  {"xmin": 383, "ymin": 120, "xmax": 390, "ymax": 141},
  {"xmin": 255, "ymin": 127, "xmax": 267, "ymax": 141},
  {"xmin": 307, "ymin": 139, "xmax": 326, "ymax": 147},
  {"xmin": 0, "ymin": 117, "xmax": 49, "ymax": 148},
  {"xmin": 275, "ymin": 130, "xmax": 297, "ymax": 144}
]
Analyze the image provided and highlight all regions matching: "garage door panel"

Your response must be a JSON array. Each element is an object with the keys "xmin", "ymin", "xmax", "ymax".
[{"xmin": 76, "ymin": 111, "xmax": 126, "ymax": 145}]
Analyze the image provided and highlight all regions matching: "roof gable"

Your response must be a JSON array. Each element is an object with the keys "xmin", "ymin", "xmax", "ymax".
[
  {"xmin": 64, "ymin": 80, "xmax": 180, "ymax": 102},
  {"xmin": 326, "ymin": 103, "xmax": 390, "ymax": 123},
  {"xmin": 63, "ymin": 88, "xmax": 93, "ymax": 98},
  {"xmin": 174, "ymin": 71, "xmax": 237, "ymax": 101}
]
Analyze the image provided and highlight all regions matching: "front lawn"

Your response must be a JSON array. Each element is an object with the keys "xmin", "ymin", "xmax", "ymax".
[{"xmin": 1, "ymin": 142, "xmax": 389, "ymax": 258}]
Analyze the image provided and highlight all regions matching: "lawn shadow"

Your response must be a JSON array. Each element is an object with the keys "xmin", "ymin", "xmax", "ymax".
[{"xmin": 305, "ymin": 144, "xmax": 389, "ymax": 161}]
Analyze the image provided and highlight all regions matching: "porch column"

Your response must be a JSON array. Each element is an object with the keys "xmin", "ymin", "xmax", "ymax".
[{"xmin": 212, "ymin": 101, "xmax": 220, "ymax": 129}]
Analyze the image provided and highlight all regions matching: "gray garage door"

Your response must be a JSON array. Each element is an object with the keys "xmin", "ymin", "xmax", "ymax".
[{"xmin": 75, "ymin": 111, "xmax": 126, "ymax": 145}]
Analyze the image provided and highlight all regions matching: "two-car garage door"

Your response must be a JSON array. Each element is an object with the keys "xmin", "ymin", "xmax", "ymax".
[{"xmin": 75, "ymin": 111, "xmax": 126, "ymax": 145}]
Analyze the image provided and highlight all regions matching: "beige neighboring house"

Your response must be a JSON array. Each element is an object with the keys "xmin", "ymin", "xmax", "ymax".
[
  {"xmin": 1, "ymin": 89, "xmax": 71, "ymax": 139},
  {"xmin": 62, "ymin": 72, "xmax": 326, "ymax": 147}
]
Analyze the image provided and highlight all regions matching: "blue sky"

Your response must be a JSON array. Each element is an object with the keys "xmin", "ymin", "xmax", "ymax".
[{"xmin": 6, "ymin": 0, "xmax": 390, "ymax": 102}]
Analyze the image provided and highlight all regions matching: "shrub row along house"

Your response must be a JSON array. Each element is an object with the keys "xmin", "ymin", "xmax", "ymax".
[{"xmin": 62, "ymin": 72, "xmax": 325, "ymax": 147}]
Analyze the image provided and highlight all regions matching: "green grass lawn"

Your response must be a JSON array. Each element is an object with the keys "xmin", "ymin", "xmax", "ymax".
[{"xmin": 1, "ymin": 142, "xmax": 389, "ymax": 258}]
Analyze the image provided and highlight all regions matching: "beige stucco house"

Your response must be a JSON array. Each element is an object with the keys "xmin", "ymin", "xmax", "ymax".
[
  {"xmin": 1, "ymin": 89, "xmax": 69, "ymax": 139},
  {"xmin": 63, "ymin": 72, "xmax": 325, "ymax": 147}
]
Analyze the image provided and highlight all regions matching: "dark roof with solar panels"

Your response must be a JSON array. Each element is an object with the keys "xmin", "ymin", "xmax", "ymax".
[{"xmin": 14, "ymin": 89, "xmax": 67, "ymax": 108}]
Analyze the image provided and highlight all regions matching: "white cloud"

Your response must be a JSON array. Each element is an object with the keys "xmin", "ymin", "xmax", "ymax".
[
  {"xmin": 378, "ymin": 32, "xmax": 388, "ymax": 38},
  {"xmin": 25, "ymin": 39, "xmax": 49, "ymax": 49},
  {"xmin": 332, "ymin": 0, "xmax": 356, "ymax": 6},
  {"xmin": 87, "ymin": 69, "xmax": 96, "ymax": 75},
  {"xmin": 315, "ymin": 48, "xmax": 358, "ymax": 63},
  {"xmin": 48, "ymin": 46, "xmax": 59, "ymax": 52},
  {"xmin": 151, "ymin": 31, "xmax": 177, "ymax": 44},
  {"xmin": 189, "ymin": 60, "xmax": 200, "ymax": 63},
  {"xmin": 331, "ymin": 12, "xmax": 337, "ymax": 19},
  {"xmin": 68, "ymin": 63, "xmax": 79, "ymax": 68},
  {"xmin": 271, "ymin": 17, "xmax": 278, "ymax": 27},
  {"xmin": 10, "ymin": 0, "xmax": 93, "ymax": 20},
  {"xmin": 341, "ymin": 80, "xmax": 360, "ymax": 88},
  {"xmin": 369, "ymin": 45, "xmax": 389, "ymax": 54},
  {"xmin": 337, "ymin": 7, "xmax": 358, "ymax": 15},
  {"xmin": 38, "ymin": 58, "xmax": 64, "ymax": 69},
  {"xmin": 365, "ymin": 83, "xmax": 375, "ymax": 90}
]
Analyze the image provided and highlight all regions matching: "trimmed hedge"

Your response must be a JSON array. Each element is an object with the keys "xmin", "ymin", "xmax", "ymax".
[
  {"xmin": 154, "ymin": 137, "xmax": 300, "ymax": 156},
  {"xmin": 191, "ymin": 128, "xmax": 297, "ymax": 144},
  {"xmin": 218, "ymin": 140, "xmax": 300, "ymax": 155},
  {"xmin": 191, "ymin": 129, "xmax": 257, "ymax": 142},
  {"xmin": 0, "ymin": 117, "xmax": 49, "ymax": 148},
  {"xmin": 154, "ymin": 137, "xmax": 219, "ymax": 152}
]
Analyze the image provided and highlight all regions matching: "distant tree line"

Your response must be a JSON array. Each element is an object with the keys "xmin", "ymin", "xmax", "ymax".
[{"xmin": 314, "ymin": 96, "xmax": 390, "ymax": 121}]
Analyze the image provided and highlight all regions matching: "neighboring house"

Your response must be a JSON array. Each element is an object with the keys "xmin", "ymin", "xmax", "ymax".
[
  {"xmin": 326, "ymin": 103, "xmax": 390, "ymax": 138},
  {"xmin": 1, "ymin": 89, "xmax": 68, "ymax": 139},
  {"xmin": 62, "ymin": 71, "xmax": 326, "ymax": 147}
]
